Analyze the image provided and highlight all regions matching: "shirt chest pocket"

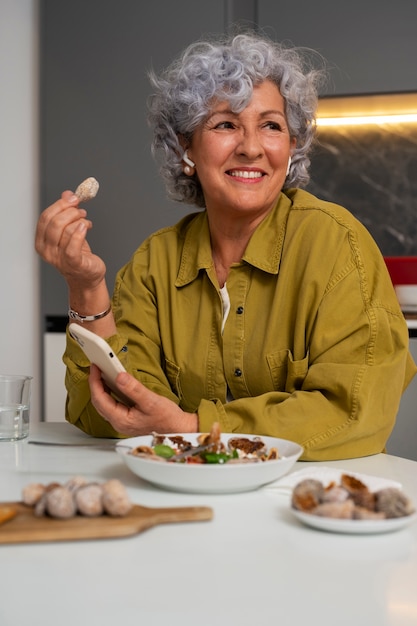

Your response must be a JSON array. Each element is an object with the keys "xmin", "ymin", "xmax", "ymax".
[{"xmin": 267, "ymin": 349, "xmax": 309, "ymax": 393}]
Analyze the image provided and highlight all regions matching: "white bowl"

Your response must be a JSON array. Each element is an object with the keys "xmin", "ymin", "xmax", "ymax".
[
  {"xmin": 395, "ymin": 284, "xmax": 417, "ymax": 310},
  {"xmin": 116, "ymin": 433, "xmax": 303, "ymax": 494}
]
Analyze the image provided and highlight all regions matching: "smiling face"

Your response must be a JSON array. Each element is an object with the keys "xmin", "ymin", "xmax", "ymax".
[{"xmin": 187, "ymin": 80, "xmax": 295, "ymax": 224}]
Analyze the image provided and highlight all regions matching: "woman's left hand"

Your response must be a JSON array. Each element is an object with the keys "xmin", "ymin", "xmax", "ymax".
[{"xmin": 88, "ymin": 364, "xmax": 198, "ymax": 436}]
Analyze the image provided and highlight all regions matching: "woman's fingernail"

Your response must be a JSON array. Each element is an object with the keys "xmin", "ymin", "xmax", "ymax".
[
  {"xmin": 117, "ymin": 372, "xmax": 129, "ymax": 386},
  {"xmin": 69, "ymin": 194, "xmax": 79, "ymax": 203}
]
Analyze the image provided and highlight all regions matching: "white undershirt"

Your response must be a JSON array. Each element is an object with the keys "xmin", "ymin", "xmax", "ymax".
[
  {"xmin": 219, "ymin": 284, "xmax": 231, "ymax": 334},
  {"xmin": 219, "ymin": 284, "xmax": 234, "ymax": 401}
]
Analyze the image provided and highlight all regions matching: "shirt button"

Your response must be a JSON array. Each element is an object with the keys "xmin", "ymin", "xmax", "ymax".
[
  {"xmin": 236, "ymin": 306, "xmax": 244, "ymax": 314},
  {"xmin": 234, "ymin": 368, "xmax": 242, "ymax": 377}
]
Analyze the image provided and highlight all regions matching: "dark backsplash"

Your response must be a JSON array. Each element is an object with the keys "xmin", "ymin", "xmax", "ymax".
[{"xmin": 307, "ymin": 124, "xmax": 417, "ymax": 256}]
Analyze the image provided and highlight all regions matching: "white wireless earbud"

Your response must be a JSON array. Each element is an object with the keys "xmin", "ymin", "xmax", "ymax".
[
  {"xmin": 183, "ymin": 150, "xmax": 195, "ymax": 168},
  {"xmin": 286, "ymin": 156, "xmax": 292, "ymax": 176}
]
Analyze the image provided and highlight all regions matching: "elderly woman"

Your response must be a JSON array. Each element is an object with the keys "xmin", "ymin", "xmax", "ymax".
[{"xmin": 35, "ymin": 32, "xmax": 416, "ymax": 460}]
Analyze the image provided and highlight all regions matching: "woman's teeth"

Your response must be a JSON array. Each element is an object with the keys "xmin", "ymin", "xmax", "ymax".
[{"xmin": 229, "ymin": 170, "xmax": 263, "ymax": 179}]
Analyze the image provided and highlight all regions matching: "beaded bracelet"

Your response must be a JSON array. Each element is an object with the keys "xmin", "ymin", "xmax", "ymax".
[{"xmin": 68, "ymin": 303, "xmax": 112, "ymax": 323}]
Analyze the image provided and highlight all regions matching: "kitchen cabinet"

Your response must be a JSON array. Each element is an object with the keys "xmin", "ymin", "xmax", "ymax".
[
  {"xmin": 258, "ymin": 0, "xmax": 417, "ymax": 95},
  {"xmin": 387, "ymin": 335, "xmax": 417, "ymax": 461},
  {"xmin": 43, "ymin": 317, "xmax": 67, "ymax": 422}
]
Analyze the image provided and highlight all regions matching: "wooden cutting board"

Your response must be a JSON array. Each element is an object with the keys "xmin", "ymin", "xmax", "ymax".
[{"xmin": 0, "ymin": 502, "xmax": 213, "ymax": 544}]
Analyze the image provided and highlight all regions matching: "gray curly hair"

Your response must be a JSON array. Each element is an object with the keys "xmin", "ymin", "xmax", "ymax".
[{"xmin": 147, "ymin": 31, "xmax": 326, "ymax": 208}]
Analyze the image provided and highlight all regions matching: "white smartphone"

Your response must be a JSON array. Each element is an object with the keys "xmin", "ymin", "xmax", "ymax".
[{"xmin": 69, "ymin": 323, "xmax": 133, "ymax": 405}]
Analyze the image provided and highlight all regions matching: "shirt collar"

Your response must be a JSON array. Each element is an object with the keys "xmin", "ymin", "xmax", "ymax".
[
  {"xmin": 175, "ymin": 192, "xmax": 293, "ymax": 287},
  {"xmin": 175, "ymin": 212, "xmax": 213, "ymax": 287}
]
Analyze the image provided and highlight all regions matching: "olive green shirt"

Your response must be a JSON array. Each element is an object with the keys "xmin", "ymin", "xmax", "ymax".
[{"xmin": 64, "ymin": 189, "xmax": 417, "ymax": 460}]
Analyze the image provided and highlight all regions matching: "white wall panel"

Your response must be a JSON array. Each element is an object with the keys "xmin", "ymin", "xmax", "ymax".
[{"xmin": 0, "ymin": 0, "xmax": 40, "ymax": 421}]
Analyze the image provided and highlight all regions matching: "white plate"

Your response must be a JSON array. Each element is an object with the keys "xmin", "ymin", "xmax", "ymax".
[
  {"xmin": 287, "ymin": 469, "xmax": 417, "ymax": 534},
  {"xmin": 116, "ymin": 433, "xmax": 303, "ymax": 494},
  {"xmin": 291, "ymin": 508, "xmax": 417, "ymax": 535}
]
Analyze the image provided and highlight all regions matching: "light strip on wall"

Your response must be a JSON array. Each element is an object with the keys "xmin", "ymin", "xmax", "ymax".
[
  {"xmin": 316, "ymin": 93, "xmax": 417, "ymax": 127},
  {"xmin": 317, "ymin": 113, "xmax": 417, "ymax": 127}
]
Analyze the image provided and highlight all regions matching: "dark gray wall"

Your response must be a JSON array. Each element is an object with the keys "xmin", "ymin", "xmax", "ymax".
[{"xmin": 40, "ymin": 0, "xmax": 228, "ymax": 317}]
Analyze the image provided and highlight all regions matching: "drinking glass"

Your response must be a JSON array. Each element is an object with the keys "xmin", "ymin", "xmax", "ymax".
[{"xmin": 0, "ymin": 374, "xmax": 32, "ymax": 441}]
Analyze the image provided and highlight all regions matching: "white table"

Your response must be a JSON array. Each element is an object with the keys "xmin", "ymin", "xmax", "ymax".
[{"xmin": 1, "ymin": 423, "xmax": 417, "ymax": 626}]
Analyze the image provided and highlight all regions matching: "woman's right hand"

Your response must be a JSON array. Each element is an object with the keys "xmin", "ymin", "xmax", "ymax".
[{"xmin": 35, "ymin": 190, "xmax": 106, "ymax": 290}]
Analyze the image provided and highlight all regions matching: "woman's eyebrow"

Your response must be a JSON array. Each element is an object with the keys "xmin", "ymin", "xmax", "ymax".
[
  {"xmin": 209, "ymin": 107, "xmax": 286, "ymax": 118},
  {"xmin": 207, "ymin": 106, "xmax": 234, "ymax": 117},
  {"xmin": 259, "ymin": 109, "xmax": 287, "ymax": 118}
]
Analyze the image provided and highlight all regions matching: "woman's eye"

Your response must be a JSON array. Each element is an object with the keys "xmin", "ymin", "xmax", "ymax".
[
  {"xmin": 265, "ymin": 121, "xmax": 282, "ymax": 131},
  {"xmin": 214, "ymin": 121, "xmax": 235, "ymax": 129}
]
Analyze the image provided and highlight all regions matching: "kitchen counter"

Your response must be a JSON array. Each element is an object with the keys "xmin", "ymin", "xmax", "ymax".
[{"xmin": 0, "ymin": 422, "xmax": 416, "ymax": 626}]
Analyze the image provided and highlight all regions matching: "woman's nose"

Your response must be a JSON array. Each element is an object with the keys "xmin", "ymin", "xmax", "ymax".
[{"xmin": 236, "ymin": 129, "xmax": 263, "ymax": 159}]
